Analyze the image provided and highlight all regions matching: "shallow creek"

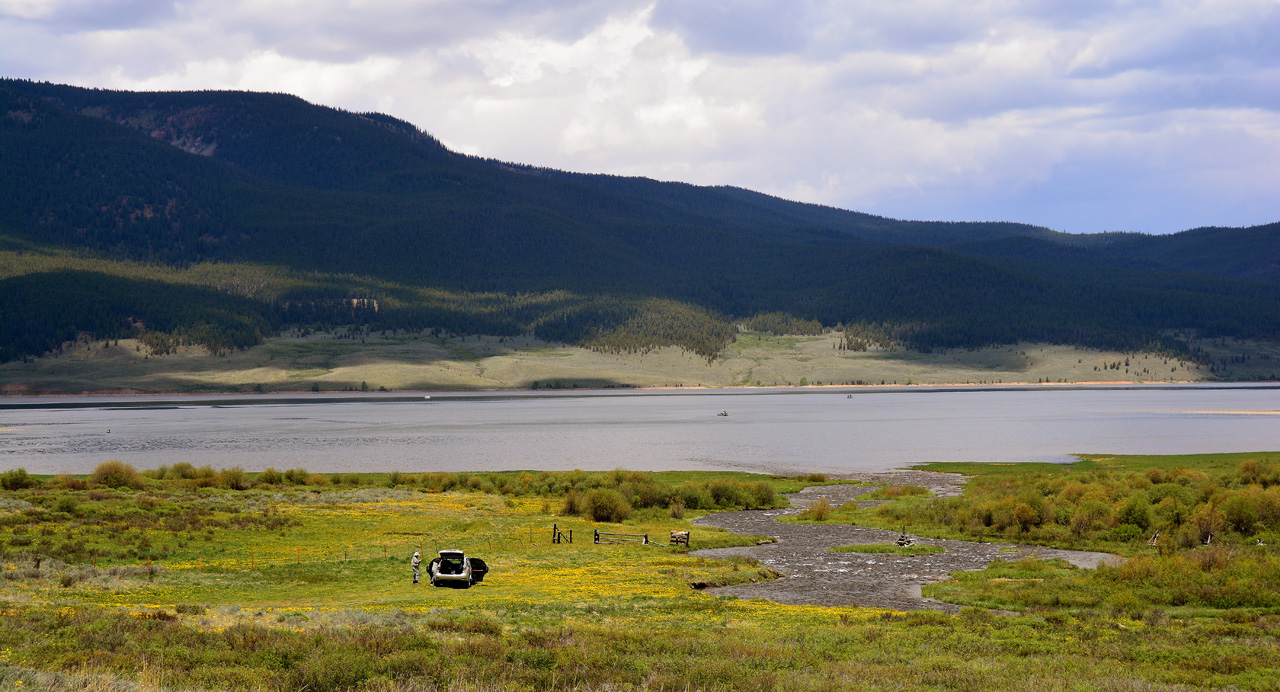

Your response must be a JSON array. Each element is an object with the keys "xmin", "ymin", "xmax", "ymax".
[{"xmin": 692, "ymin": 471, "xmax": 1122, "ymax": 612}]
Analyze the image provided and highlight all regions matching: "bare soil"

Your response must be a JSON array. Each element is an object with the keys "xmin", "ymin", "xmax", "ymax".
[{"xmin": 693, "ymin": 471, "xmax": 1121, "ymax": 612}]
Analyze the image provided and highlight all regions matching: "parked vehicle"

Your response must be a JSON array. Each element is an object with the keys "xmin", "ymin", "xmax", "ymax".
[{"xmin": 428, "ymin": 549, "xmax": 489, "ymax": 588}]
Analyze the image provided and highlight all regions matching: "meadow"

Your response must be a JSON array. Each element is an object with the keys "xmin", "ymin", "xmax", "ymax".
[
  {"xmin": 0, "ymin": 461, "xmax": 1278, "ymax": 690},
  {"xmin": 7, "ymin": 329, "xmax": 1274, "ymax": 396}
]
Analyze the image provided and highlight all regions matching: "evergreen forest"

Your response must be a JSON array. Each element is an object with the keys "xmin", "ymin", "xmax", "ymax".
[{"xmin": 3, "ymin": 78, "xmax": 1279, "ymax": 365}]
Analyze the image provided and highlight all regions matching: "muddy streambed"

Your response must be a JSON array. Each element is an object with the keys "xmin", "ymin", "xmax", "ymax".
[{"xmin": 692, "ymin": 471, "xmax": 1121, "ymax": 612}]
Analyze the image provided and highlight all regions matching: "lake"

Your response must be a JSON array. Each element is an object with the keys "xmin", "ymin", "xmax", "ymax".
[{"xmin": 2, "ymin": 384, "xmax": 1279, "ymax": 475}]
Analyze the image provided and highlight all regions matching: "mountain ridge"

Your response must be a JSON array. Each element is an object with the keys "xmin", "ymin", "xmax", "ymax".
[{"xmin": 2, "ymin": 78, "xmax": 1278, "ymax": 367}]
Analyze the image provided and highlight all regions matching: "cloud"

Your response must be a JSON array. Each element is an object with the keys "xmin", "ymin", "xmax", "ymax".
[{"xmin": 2, "ymin": 0, "xmax": 1277, "ymax": 233}]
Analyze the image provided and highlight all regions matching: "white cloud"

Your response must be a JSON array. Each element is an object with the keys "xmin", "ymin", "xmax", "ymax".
[
  {"xmin": 2, "ymin": 0, "xmax": 1277, "ymax": 233},
  {"xmin": 118, "ymin": 50, "xmax": 404, "ymax": 109}
]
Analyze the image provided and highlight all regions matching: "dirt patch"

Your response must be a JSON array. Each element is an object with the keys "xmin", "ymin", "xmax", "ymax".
[{"xmin": 693, "ymin": 470, "xmax": 1121, "ymax": 612}]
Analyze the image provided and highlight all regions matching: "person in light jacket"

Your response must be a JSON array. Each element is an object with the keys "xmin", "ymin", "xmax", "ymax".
[{"xmin": 411, "ymin": 551, "xmax": 422, "ymax": 584}]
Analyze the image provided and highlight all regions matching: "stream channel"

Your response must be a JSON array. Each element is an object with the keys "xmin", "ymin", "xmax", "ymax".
[{"xmin": 692, "ymin": 471, "xmax": 1122, "ymax": 612}]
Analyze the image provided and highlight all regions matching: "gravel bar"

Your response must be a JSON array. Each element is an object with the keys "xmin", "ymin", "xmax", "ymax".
[{"xmin": 692, "ymin": 470, "xmax": 1121, "ymax": 612}]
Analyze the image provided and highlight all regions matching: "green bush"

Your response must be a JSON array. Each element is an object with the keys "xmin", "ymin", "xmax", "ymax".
[
  {"xmin": 747, "ymin": 481, "xmax": 776, "ymax": 508},
  {"xmin": 562, "ymin": 489, "xmax": 584, "ymax": 516},
  {"xmin": 218, "ymin": 467, "xmax": 249, "ymax": 490},
  {"xmin": 167, "ymin": 462, "xmax": 198, "ymax": 480},
  {"xmin": 259, "ymin": 467, "xmax": 283, "ymax": 485},
  {"xmin": 800, "ymin": 496, "xmax": 833, "ymax": 521},
  {"xmin": 678, "ymin": 482, "xmax": 714, "ymax": 510},
  {"xmin": 90, "ymin": 460, "xmax": 144, "ymax": 489},
  {"xmin": 1117, "ymin": 493, "xmax": 1153, "ymax": 531},
  {"xmin": 582, "ymin": 489, "xmax": 631, "ymax": 523},
  {"xmin": 0, "ymin": 467, "xmax": 39, "ymax": 490},
  {"xmin": 708, "ymin": 479, "xmax": 747, "ymax": 508},
  {"xmin": 284, "ymin": 468, "xmax": 310, "ymax": 485}
]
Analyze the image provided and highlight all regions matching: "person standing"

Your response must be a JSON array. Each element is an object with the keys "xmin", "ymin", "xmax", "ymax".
[{"xmin": 411, "ymin": 551, "xmax": 422, "ymax": 585}]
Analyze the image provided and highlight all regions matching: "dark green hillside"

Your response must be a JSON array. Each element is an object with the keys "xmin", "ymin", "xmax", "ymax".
[
  {"xmin": 2, "ymin": 78, "xmax": 1279, "ymax": 367},
  {"xmin": 949, "ymin": 224, "xmax": 1280, "ymax": 283},
  {"xmin": 1097, "ymin": 223, "xmax": 1280, "ymax": 283},
  {"xmin": 7, "ymin": 79, "xmax": 451, "ymax": 193},
  {"xmin": 0, "ymin": 271, "xmax": 274, "ymax": 362}
]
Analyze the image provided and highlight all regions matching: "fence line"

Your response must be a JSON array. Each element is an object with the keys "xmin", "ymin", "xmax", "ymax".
[{"xmin": 105, "ymin": 527, "xmax": 599, "ymax": 572}]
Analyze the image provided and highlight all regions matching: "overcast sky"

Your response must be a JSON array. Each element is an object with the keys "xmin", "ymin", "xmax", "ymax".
[{"xmin": 3, "ymin": 0, "xmax": 1278, "ymax": 234}]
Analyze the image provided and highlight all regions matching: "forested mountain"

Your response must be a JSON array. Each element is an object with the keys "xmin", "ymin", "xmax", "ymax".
[{"xmin": 2, "ymin": 78, "xmax": 1278, "ymax": 365}]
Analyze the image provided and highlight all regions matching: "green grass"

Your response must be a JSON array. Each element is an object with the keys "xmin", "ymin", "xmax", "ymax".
[
  {"xmin": 3, "ymin": 460, "xmax": 1280, "ymax": 690},
  {"xmin": 913, "ymin": 451, "xmax": 1280, "ymax": 477},
  {"xmin": 856, "ymin": 484, "xmax": 933, "ymax": 501}
]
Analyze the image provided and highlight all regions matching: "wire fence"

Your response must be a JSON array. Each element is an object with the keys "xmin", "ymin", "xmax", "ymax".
[
  {"xmin": 130, "ymin": 526, "xmax": 606, "ymax": 572},
  {"xmin": 65, "ymin": 523, "xmax": 686, "ymax": 573}
]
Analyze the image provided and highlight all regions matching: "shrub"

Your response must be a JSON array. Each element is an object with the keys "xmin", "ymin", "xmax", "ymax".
[
  {"xmin": 801, "ymin": 496, "xmax": 833, "ymax": 521},
  {"xmin": 166, "ymin": 462, "xmax": 198, "ymax": 480},
  {"xmin": 747, "ymin": 481, "xmax": 776, "ymax": 508},
  {"xmin": 1, "ymin": 468, "xmax": 40, "ymax": 490},
  {"xmin": 708, "ymin": 479, "xmax": 747, "ymax": 508},
  {"xmin": 90, "ymin": 461, "xmax": 144, "ymax": 489},
  {"xmin": 1113, "ymin": 523, "xmax": 1144, "ymax": 542},
  {"xmin": 218, "ymin": 467, "xmax": 249, "ymax": 490},
  {"xmin": 259, "ymin": 467, "xmax": 283, "ymax": 485},
  {"xmin": 1117, "ymin": 493, "xmax": 1153, "ymax": 531},
  {"xmin": 583, "ymin": 489, "xmax": 631, "ymax": 523},
  {"xmin": 678, "ymin": 482, "xmax": 713, "ymax": 510},
  {"xmin": 562, "ymin": 489, "xmax": 584, "ymax": 516},
  {"xmin": 865, "ymin": 485, "xmax": 930, "ymax": 500},
  {"xmin": 193, "ymin": 465, "xmax": 219, "ymax": 482},
  {"xmin": 669, "ymin": 500, "xmax": 686, "ymax": 519},
  {"xmin": 52, "ymin": 474, "xmax": 87, "ymax": 490},
  {"xmin": 284, "ymin": 468, "xmax": 310, "ymax": 485},
  {"xmin": 1013, "ymin": 502, "xmax": 1040, "ymax": 531},
  {"xmin": 1189, "ymin": 503, "xmax": 1225, "ymax": 543},
  {"xmin": 1220, "ymin": 492, "xmax": 1260, "ymax": 534}
]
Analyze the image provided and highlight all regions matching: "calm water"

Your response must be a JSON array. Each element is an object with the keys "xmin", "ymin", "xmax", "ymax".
[{"xmin": 2, "ymin": 385, "xmax": 1278, "ymax": 475}]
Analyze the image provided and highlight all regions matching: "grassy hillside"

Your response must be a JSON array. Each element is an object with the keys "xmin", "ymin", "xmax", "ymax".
[{"xmin": 7, "ymin": 329, "xmax": 1274, "ymax": 396}]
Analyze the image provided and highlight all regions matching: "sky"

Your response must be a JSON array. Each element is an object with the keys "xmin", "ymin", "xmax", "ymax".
[{"xmin": 3, "ymin": 0, "xmax": 1278, "ymax": 234}]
